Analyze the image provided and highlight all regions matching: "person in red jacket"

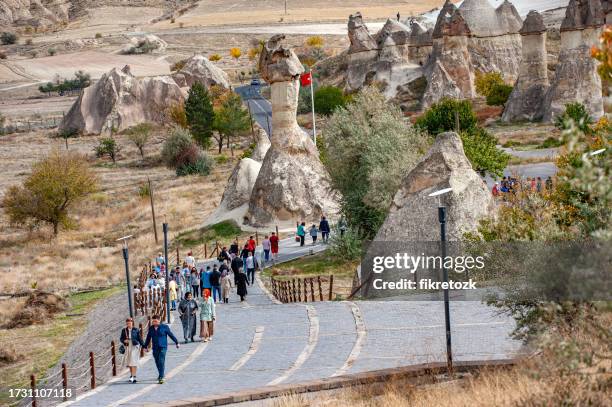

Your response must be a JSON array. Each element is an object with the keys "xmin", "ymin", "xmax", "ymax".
[
  {"xmin": 247, "ymin": 236, "xmax": 256, "ymax": 252},
  {"xmin": 269, "ymin": 232, "xmax": 279, "ymax": 262}
]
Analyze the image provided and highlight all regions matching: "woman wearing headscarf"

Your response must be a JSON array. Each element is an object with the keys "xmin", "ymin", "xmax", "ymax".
[
  {"xmin": 199, "ymin": 289, "xmax": 216, "ymax": 342},
  {"xmin": 236, "ymin": 270, "xmax": 249, "ymax": 302},
  {"xmin": 178, "ymin": 292, "xmax": 198, "ymax": 343},
  {"xmin": 221, "ymin": 265, "xmax": 232, "ymax": 304}
]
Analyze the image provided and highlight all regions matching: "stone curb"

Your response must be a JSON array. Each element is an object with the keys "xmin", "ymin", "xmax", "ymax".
[{"xmin": 140, "ymin": 359, "xmax": 518, "ymax": 406}]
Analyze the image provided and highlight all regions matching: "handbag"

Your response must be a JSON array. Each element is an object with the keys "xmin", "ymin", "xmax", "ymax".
[{"xmin": 119, "ymin": 344, "xmax": 126, "ymax": 354}]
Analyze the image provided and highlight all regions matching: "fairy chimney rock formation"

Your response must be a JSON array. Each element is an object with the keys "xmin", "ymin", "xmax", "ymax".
[
  {"xmin": 59, "ymin": 65, "xmax": 183, "ymax": 135},
  {"xmin": 375, "ymin": 132, "xmax": 495, "ymax": 242},
  {"xmin": 502, "ymin": 11, "xmax": 549, "ymax": 122},
  {"xmin": 543, "ymin": 0, "xmax": 605, "ymax": 122},
  {"xmin": 348, "ymin": 12, "xmax": 378, "ymax": 53},
  {"xmin": 246, "ymin": 35, "xmax": 339, "ymax": 227},
  {"xmin": 172, "ymin": 55, "xmax": 230, "ymax": 89}
]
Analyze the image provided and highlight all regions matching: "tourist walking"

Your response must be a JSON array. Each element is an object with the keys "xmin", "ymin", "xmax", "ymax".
[
  {"xmin": 262, "ymin": 235, "xmax": 271, "ymax": 263},
  {"xmin": 120, "ymin": 317, "xmax": 145, "ymax": 383},
  {"xmin": 309, "ymin": 224, "xmax": 318, "ymax": 244},
  {"xmin": 236, "ymin": 271, "xmax": 249, "ymax": 302},
  {"xmin": 185, "ymin": 251, "xmax": 196, "ymax": 268},
  {"xmin": 297, "ymin": 222, "xmax": 306, "ymax": 246},
  {"xmin": 210, "ymin": 265, "xmax": 222, "ymax": 303},
  {"xmin": 169, "ymin": 278, "xmax": 177, "ymax": 311},
  {"xmin": 229, "ymin": 240, "xmax": 239, "ymax": 257},
  {"xmin": 190, "ymin": 268, "xmax": 200, "ymax": 298},
  {"xmin": 143, "ymin": 314, "xmax": 179, "ymax": 384},
  {"xmin": 178, "ymin": 292, "xmax": 198, "ymax": 343},
  {"xmin": 231, "ymin": 255, "xmax": 244, "ymax": 285},
  {"xmin": 270, "ymin": 232, "xmax": 279, "ymax": 261},
  {"xmin": 247, "ymin": 236, "xmax": 256, "ymax": 253},
  {"xmin": 221, "ymin": 269, "xmax": 232, "ymax": 303},
  {"xmin": 199, "ymin": 289, "xmax": 216, "ymax": 342},
  {"xmin": 201, "ymin": 266, "xmax": 212, "ymax": 298},
  {"xmin": 245, "ymin": 252, "xmax": 257, "ymax": 284},
  {"xmin": 319, "ymin": 216, "xmax": 330, "ymax": 243},
  {"xmin": 536, "ymin": 176, "xmax": 543, "ymax": 193}
]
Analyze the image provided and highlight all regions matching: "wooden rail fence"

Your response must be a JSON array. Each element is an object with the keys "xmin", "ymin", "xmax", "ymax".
[{"xmin": 270, "ymin": 275, "xmax": 334, "ymax": 303}]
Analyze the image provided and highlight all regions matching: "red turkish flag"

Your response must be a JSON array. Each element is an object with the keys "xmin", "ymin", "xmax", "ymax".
[{"xmin": 300, "ymin": 72, "xmax": 312, "ymax": 87}]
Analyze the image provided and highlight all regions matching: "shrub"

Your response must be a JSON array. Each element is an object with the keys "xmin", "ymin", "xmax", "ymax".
[
  {"xmin": 138, "ymin": 183, "xmax": 150, "ymax": 198},
  {"xmin": 2, "ymin": 150, "xmax": 98, "ymax": 235},
  {"xmin": 94, "ymin": 137, "xmax": 120, "ymax": 163},
  {"xmin": 176, "ymin": 155, "xmax": 212, "ymax": 176},
  {"xmin": 170, "ymin": 59, "xmax": 187, "ymax": 72},
  {"xmin": 95, "ymin": 32, "xmax": 102, "ymax": 39},
  {"xmin": 475, "ymin": 71, "xmax": 505, "ymax": 98},
  {"xmin": 209, "ymin": 54, "xmax": 221, "ymax": 62},
  {"xmin": 168, "ymin": 102, "xmax": 188, "ymax": 128},
  {"xmin": 328, "ymin": 227, "xmax": 362, "ymax": 261},
  {"xmin": 313, "ymin": 86, "xmax": 346, "ymax": 116},
  {"xmin": 125, "ymin": 123, "xmax": 152, "ymax": 158},
  {"xmin": 240, "ymin": 142, "xmax": 256, "ymax": 159},
  {"xmin": 460, "ymin": 127, "xmax": 510, "ymax": 178},
  {"xmin": 414, "ymin": 98, "xmax": 477, "ymax": 135},
  {"xmin": 161, "ymin": 127, "xmax": 194, "ymax": 168},
  {"xmin": 486, "ymin": 83, "xmax": 513, "ymax": 106},
  {"xmin": 554, "ymin": 102, "xmax": 594, "ymax": 134},
  {"xmin": 170, "ymin": 17, "xmax": 175, "ymax": 23},
  {"xmin": 538, "ymin": 136, "xmax": 564, "ymax": 149},
  {"xmin": 215, "ymin": 154, "xmax": 229, "ymax": 164},
  {"xmin": 0, "ymin": 51, "xmax": 6, "ymax": 59},
  {"xmin": 229, "ymin": 47, "xmax": 242, "ymax": 59},
  {"xmin": 48, "ymin": 48, "xmax": 56, "ymax": 56},
  {"xmin": 1, "ymin": 32, "xmax": 17, "ymax": 45},
  {"xmin": 306, "ymin": 35, "xmax": 324, "ymax": 48}
]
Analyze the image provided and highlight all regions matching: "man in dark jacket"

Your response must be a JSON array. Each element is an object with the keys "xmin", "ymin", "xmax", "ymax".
[
  {"xmin": 319, "ymin": 216, "xmax": 331, "ymax": 243},
  {"xmin": 210, "ymin": 266, "xmax": 222, "ymax": 302},
  {"xmin": 144, "ymin": 315, "xmax": 179, "ymax": 384}
]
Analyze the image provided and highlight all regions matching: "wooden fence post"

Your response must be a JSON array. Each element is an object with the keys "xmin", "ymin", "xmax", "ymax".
[
  {"xmin": 310, "ymin": 278, "xmax": 315, "ymax": 301},
  {"xmin": 302, "ymin": 278, "xmax": 307, "ymax": 302},
  {"xmin": 139, "ymin": 323, "xmax": 145, "ymax": 357},
  {"xmin": 61, "ymin": 363, "xmax": 68, "ymax": 401},
  {"xmin": 111, "ymin": 341, "xmax": 117, "ymax": 376},
  {"xmin": 204, "ymin": 242, "xmax": 208, "ymax": 258},
  {"xmin": 275, "ymin": 225, "xmax": 279, "ymax": 237},
  {"xmin": 317, "ymin": 276, "xmax": 323, "ymax": 301},
  {"xmin": 255, "ymin": 231, "xmax": 259, "ymax": 246},
  {"xmin": 30, "ymin": 374, "xmax": 37, "ymax": 407},
  {"xmin": 297, "ymin": 279, "xmax": 301, "ymax": 302},
  {"xmin": 328, "ymin": 275, "xmax": 334, "ymax": 300},
  {"xmin": 176, "ymin": 247, "xmax": 180, "ymax": 266},
  {"xmin": 89, "ymin": 352, "xmax": 96, "ymax": 389}
]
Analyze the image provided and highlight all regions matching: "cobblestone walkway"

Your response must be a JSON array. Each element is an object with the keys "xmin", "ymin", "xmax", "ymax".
[{"xmin": 63, "ymin": 238, "xmax": 523, "ymax": 406}]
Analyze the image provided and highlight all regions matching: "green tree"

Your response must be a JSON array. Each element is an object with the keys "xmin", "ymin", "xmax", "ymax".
[
  {"xmin": 125, "ymin": 123, "xmax": 152, "ymax": 158},
  {"xmin": 475, "ymin": 71, "xmax": 505, "ymax": 98},
  {"xmin": 324, "ymin": 87, "xmax": 431, "ymax": 238},
  {"xmin": 2, "ymin": 150, "xmax": 98, "ymax": 235},
  {"xmin": 554, "ymin": 102, "xmax": 594, "ymax": 135},
  {"xmin": 460, "ymin": 127, "xmax": 510, "ymax": 177},
  {"xmin": 314, "ymin": 86, "xmax": 346, "ymax": 116},
  {"xmin": 185, "ymin": 82, "xmax": 214, "ymax": 148},
  {"xmin": 213, "ymin": 92, "xmax": 251, "ymax": 154},
  {"xmin": 94, "ymin": 137, "xmax": 120, "ymax": 163},
  {"xmin": 414, "ymin": 98, "xmax": 477, "ymax": 135},
  {"xmin": 161, "ymin": 126, "xmax": 212, "ymax": 176},
  {"xmin": 486, "ymin": 83, "xmax": 513, "ymax": 106},
  {"xmin": 0, "ymin": 32, "xmax": 17, "ymax": 45}
]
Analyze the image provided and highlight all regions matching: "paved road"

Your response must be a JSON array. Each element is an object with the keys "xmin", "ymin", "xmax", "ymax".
[
  {"xmin": 64, "ymin": 237, "xmax": 523, "ymax": 407},
  {"xmin": 235, "ymin": 84, "xmax": 272, "ymax": 135}
]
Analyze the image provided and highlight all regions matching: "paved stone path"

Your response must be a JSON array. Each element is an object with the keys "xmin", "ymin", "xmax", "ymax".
[{"xmin": 63, "ymin": 238, "xmax": 523, "ymax": 406}]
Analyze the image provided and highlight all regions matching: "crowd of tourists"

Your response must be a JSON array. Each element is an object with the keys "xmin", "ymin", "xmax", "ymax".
[
  {"xmin": 491, "ymin": 176, "xmax": 554, "ymax": 197},
  {"xmin": 119, "ymin": 215, "xmax": 343, "ymax": 384}
]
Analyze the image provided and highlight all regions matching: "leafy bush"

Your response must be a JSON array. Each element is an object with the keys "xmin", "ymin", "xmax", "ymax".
[
  {"xmin": 38, "ymin": 71, "xmax": 91, "ymax": 95},
  {"xmin": 538, "ymin": 136, "xmax": 564, "ymax": 149},
  {"xmin": 176, "ymin": 155, "xmax": 212, "ymax": 176},
  {"xmin": 414, "ymin": 98, "xmax": 477, "ymax": 135},
  {"xmin": 313, "ymin": 86, "xmax": 346, "ymax": 116},
  {"xmin": 95, "ymin": 32, "xmax": 102, "ymax": 39},
  {"xmin": 48, "ymin": 48, "xmax": 56, "ymax": 56},
  {"xmin": 554, "ymin": 102, "xmax": 594, "ymax": 134},
  {"xmin": 486, "ymin": 83, "xmax": 513, "ymax": 106},
  {"xmin": 209, "ymin": 54, "xmax": 221, "ymax": 62},
  {"xmin": 240, "ymin": 142, "xmax": 257, "ymax": 159},
  {"xmin": 475, "ymin": 71, "xmax": 505, "ymax": 98},
  {"xmin": 460, "ymin": 127, "xmax": 510, "ymax": 178},
  {"xmin": 328, "ymin": 227, "xmax": 362, "ymax": 261},
  {"xmin": 94, "ymin": 137, "xmax": 120, "ymax": 163},
  {"xmin": 229, "ymin": 47, "xmax": 242, "ymax": 59},
  {"xmin": 298, "ymin": 79, "xmax": 317, "ymax": 114},
  {"xmin": 161, "ymin": 127, "xmax": 195, "ymax": 168},
  {"xmin": 305, "ymin": 35, "xmax": 324, "ymax": 48},
  {"xmin": 1, "ymin": 32, "xmax": 17, "ymax": 45},
  {"xmin": 168, "ymin": 102, "xmax": 188, "ymax": 129},
  {"xmin": 215, "ymin": 154, "xmax": 229, "ymax": 164},
  {"xmin": 170, "ymin": 59, "xmax": 187, "ymax": 72}
]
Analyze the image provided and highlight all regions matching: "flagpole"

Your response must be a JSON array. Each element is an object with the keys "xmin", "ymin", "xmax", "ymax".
[{"xmin": 310, "ymin": 68, "xmax": 316, "ymax": 147}]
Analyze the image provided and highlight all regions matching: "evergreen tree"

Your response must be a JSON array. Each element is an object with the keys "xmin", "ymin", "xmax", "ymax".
[{"xmin": 185, "ymin": 82, "xmax": 214, "ymax": 148}]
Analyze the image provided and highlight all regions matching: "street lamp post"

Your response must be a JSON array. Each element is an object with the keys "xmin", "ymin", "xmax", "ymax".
[
  {"xmin": 117, "ymin": 235, "xmax": 134, "ymax": 318},
  {"xmin": 428, "ymin": 187, "xmax": 453, "ymax": 374},
  {"xmin": 163, "ymin": 223, "xmax": 170, "ymax": 323}
]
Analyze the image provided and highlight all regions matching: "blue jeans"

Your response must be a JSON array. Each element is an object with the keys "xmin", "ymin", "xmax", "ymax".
[
  {"xmin": 264, "ymin": 249, "xmax": 270, "ymax": 262},
  {"xmin": 153, "ymin": 347, "xmax": 167, "ymax": 379},
  {"xmin": 247, "ymin": 268, "xmax": 255, "ymax": 284},
  {"xmin": 212, "ymin": 285, "xmax": 221, "ymax": 302}
]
